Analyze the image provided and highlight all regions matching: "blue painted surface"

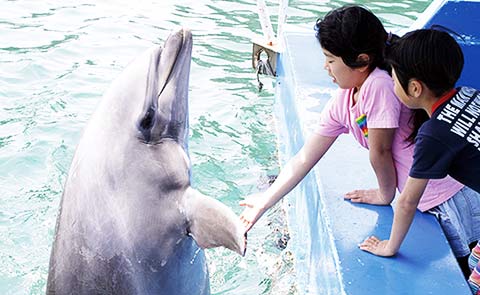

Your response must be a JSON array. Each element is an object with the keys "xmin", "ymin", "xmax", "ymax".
[
  {"xmin": 274, "ymin": 33, "xmax": 343, "ymax": 294},
  {"xmin": 409, "ymin": 0, "xmax": 480, "ymax": 89},
  {"xmin": 274, "ymin": 29, "xmax": 472, "ymax": 294}
]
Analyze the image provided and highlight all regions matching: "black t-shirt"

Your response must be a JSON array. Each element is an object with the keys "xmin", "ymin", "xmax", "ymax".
[{"xmin": 409, "ymin": 87, "xmax": 480, "ymax": 193}]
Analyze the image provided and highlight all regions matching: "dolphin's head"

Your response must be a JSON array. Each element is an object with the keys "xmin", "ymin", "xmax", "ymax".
[
  {"xmin": 136, "ymin": 27, "xmax": 192, "ymax": 149},
  {"xmin": 72, "ymin": 27, "xmax": 195, "ymax": 216},
  {"xmin": 96, "ymin": 27, "xmax": 193, "ymax": 152}
]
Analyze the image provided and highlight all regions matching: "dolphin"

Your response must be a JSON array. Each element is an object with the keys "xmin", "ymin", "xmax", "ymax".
[{"xmin": 46, "ymin": 27, "xmax": 246, "ymax": 294}]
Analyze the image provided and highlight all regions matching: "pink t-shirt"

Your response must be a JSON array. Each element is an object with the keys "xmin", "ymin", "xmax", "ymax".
[{"xmin": 315, "ymin": 68, "xmax": 464, "ymax": 211}]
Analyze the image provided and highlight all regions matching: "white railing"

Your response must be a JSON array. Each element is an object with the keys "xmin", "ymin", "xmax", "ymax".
[{"xmin": 256, "ymin": 0, "xmax": 289, "ymax": 46}]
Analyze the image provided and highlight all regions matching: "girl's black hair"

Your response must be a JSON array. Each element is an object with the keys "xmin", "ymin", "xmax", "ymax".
[
  {"xmin": 405, "ymin": 110, "xmax": 430, "ymax": 145},
  {"xmin": 387, "ymin": 28, "xmax": 464, "ymax": 143},
  {"xmin": 314, "ymin": 5, "xmax": 398, "ymax": 73}
]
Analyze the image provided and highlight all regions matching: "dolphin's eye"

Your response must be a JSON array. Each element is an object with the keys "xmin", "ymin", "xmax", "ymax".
[{"xmin": 140, "ymin": 107, "xmax": 156, "ymax": 130}]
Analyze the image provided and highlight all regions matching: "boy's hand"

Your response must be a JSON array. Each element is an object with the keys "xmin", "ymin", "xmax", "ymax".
[
  {"xmin": 345, "ymin": 189, "xmax": 391, "ymax": 205},
  {"xmin": 359, "ymin": 236, "xmax": 396, "ymax": 257}
]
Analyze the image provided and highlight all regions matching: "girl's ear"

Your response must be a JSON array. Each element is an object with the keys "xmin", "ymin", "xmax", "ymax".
[
  {"xmin": 356, "ymin": 53, "xmax": 370, "ymax": 72},
  {"xmin": 408, "ymin": 79, "xmax": 423, "ymax": 98}
]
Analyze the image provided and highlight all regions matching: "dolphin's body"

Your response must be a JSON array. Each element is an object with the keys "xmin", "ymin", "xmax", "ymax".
[{"xmin": 46, "ymin": 28, "xmax": 245, "ymax": 294}]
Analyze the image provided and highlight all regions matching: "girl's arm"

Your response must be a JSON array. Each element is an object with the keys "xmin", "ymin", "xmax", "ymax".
[
  {"xmin": 239, "ymin": 133, "xmax": 337, "ymax": 233},
  {"xmin": 345, "ymin": 128, "xmax": 397, "ymax": 205},
  {"xmin": 359, "ymin": 177, "xmax": 429, "ymax": 256}
]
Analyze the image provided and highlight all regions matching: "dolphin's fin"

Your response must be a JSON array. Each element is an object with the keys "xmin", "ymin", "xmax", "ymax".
[{"xmin": 185, "ymin": 188, "xmax": 246, "ymax": 256}]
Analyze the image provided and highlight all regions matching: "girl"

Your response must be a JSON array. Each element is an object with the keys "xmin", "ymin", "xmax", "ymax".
[{"xmin": 239, "ymin": 5, "xmax": 473, "ymax": 277}]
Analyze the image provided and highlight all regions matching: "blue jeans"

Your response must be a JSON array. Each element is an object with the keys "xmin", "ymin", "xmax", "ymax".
[{"xmin": 427, "ymin": 186, "xmax": 480, "ymax": 257}]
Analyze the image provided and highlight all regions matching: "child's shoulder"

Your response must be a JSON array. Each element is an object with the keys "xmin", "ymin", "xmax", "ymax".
[
  {"xmin": 367, "ymin": 68, "xmax": 392, "ymax": 82},
  {"xmin": 363, "ymin": 68, "xmax": 394, "ymax": 92},
  {"xmin": 434, "ymin": 86, "xmax": 479, "ymax": 115},
  {"xmin": 458, "ymin": 86, "xmax": 480, "ymax": 99}
]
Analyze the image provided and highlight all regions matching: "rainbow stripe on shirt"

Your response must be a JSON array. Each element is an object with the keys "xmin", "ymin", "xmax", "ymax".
[
  {"xmin": 469, "ymin": 264, "xmax": 480, "ymax": 295},
  {"xmin": 355, "ymin": 114, "xmax": 368, "ymax": 138}
]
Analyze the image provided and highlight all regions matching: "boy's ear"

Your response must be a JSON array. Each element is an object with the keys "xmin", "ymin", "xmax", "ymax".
[
  {"xmin": 356, "ymin": 53, "xmax": 370, "ymax": 72},
  {"xmin": 408, "ymin": 79, "xmax": 423, "ymax": 98}
]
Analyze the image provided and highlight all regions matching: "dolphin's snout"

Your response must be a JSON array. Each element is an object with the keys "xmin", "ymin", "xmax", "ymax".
[
  {"xmin": 137, "ymin": 26, "xmax": 193, "ymax": 145},
  {"xmin": 169, "ymin": 27, "xmax": 192, "ymax": 41}
]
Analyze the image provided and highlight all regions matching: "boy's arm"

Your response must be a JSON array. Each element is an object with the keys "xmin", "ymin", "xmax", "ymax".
[
  {"xmin": 345, "ymin": 128, "xmax": 397, "ymax": 205},
  {"xmin": 359, "ymin": 177, "xmax": 429, "ymax": 256}
]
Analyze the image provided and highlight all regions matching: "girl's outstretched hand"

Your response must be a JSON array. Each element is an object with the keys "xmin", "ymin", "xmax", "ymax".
[
  {"xmin": 344, "ymin": 188, "xmax": 391, "ymax": 205},
  {"xmin": 239, "ymin": 193, "xmax": 269, "ymax": 234},
  {"xmin": 359, "ymin": 236, "xmax": 396, "ymax": 257}
]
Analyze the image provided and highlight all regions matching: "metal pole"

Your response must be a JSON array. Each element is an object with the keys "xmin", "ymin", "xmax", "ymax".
[{"xmin": 256, "ymin": 0, "xmax": 276, "ymax": 45}]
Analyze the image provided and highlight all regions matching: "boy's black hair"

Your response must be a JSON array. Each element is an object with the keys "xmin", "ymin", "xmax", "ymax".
[
  {"xmin": 388, "ymin": 29, "xmax": 464, "ymax": 97},
  {"xmin": 388, "ymin": 29, "xmax": 464, "ymax": 143},
  {"xmin": 314, "ymin": 5, "xmax": 396, "ymax": 72}
]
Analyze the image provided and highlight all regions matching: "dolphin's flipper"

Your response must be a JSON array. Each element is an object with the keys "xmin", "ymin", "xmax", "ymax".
[{"xmin": 185, "ymin": 188, "xmax": 246, "ymax": 256}]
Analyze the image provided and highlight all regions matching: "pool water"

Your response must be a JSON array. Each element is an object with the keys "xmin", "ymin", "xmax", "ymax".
[{"xmin": 0, "ymin": 0, "xmax": 430, "ymax": 294}]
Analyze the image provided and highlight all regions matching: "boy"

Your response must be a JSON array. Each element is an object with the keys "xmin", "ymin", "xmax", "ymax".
[{"xmin": 359, "ymin": 29, "xmax": 480, "ymax": 293}]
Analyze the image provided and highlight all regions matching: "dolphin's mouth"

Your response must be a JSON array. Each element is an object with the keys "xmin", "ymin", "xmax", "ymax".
[{"xmin": 137, "ymin": 27, "xmax": 193, "ymax": 145}]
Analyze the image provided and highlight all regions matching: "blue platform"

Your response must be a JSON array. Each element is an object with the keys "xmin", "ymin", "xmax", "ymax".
[{"xmin": 273, "ymin": 1, "xmax": 478, "ymax": 294}]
